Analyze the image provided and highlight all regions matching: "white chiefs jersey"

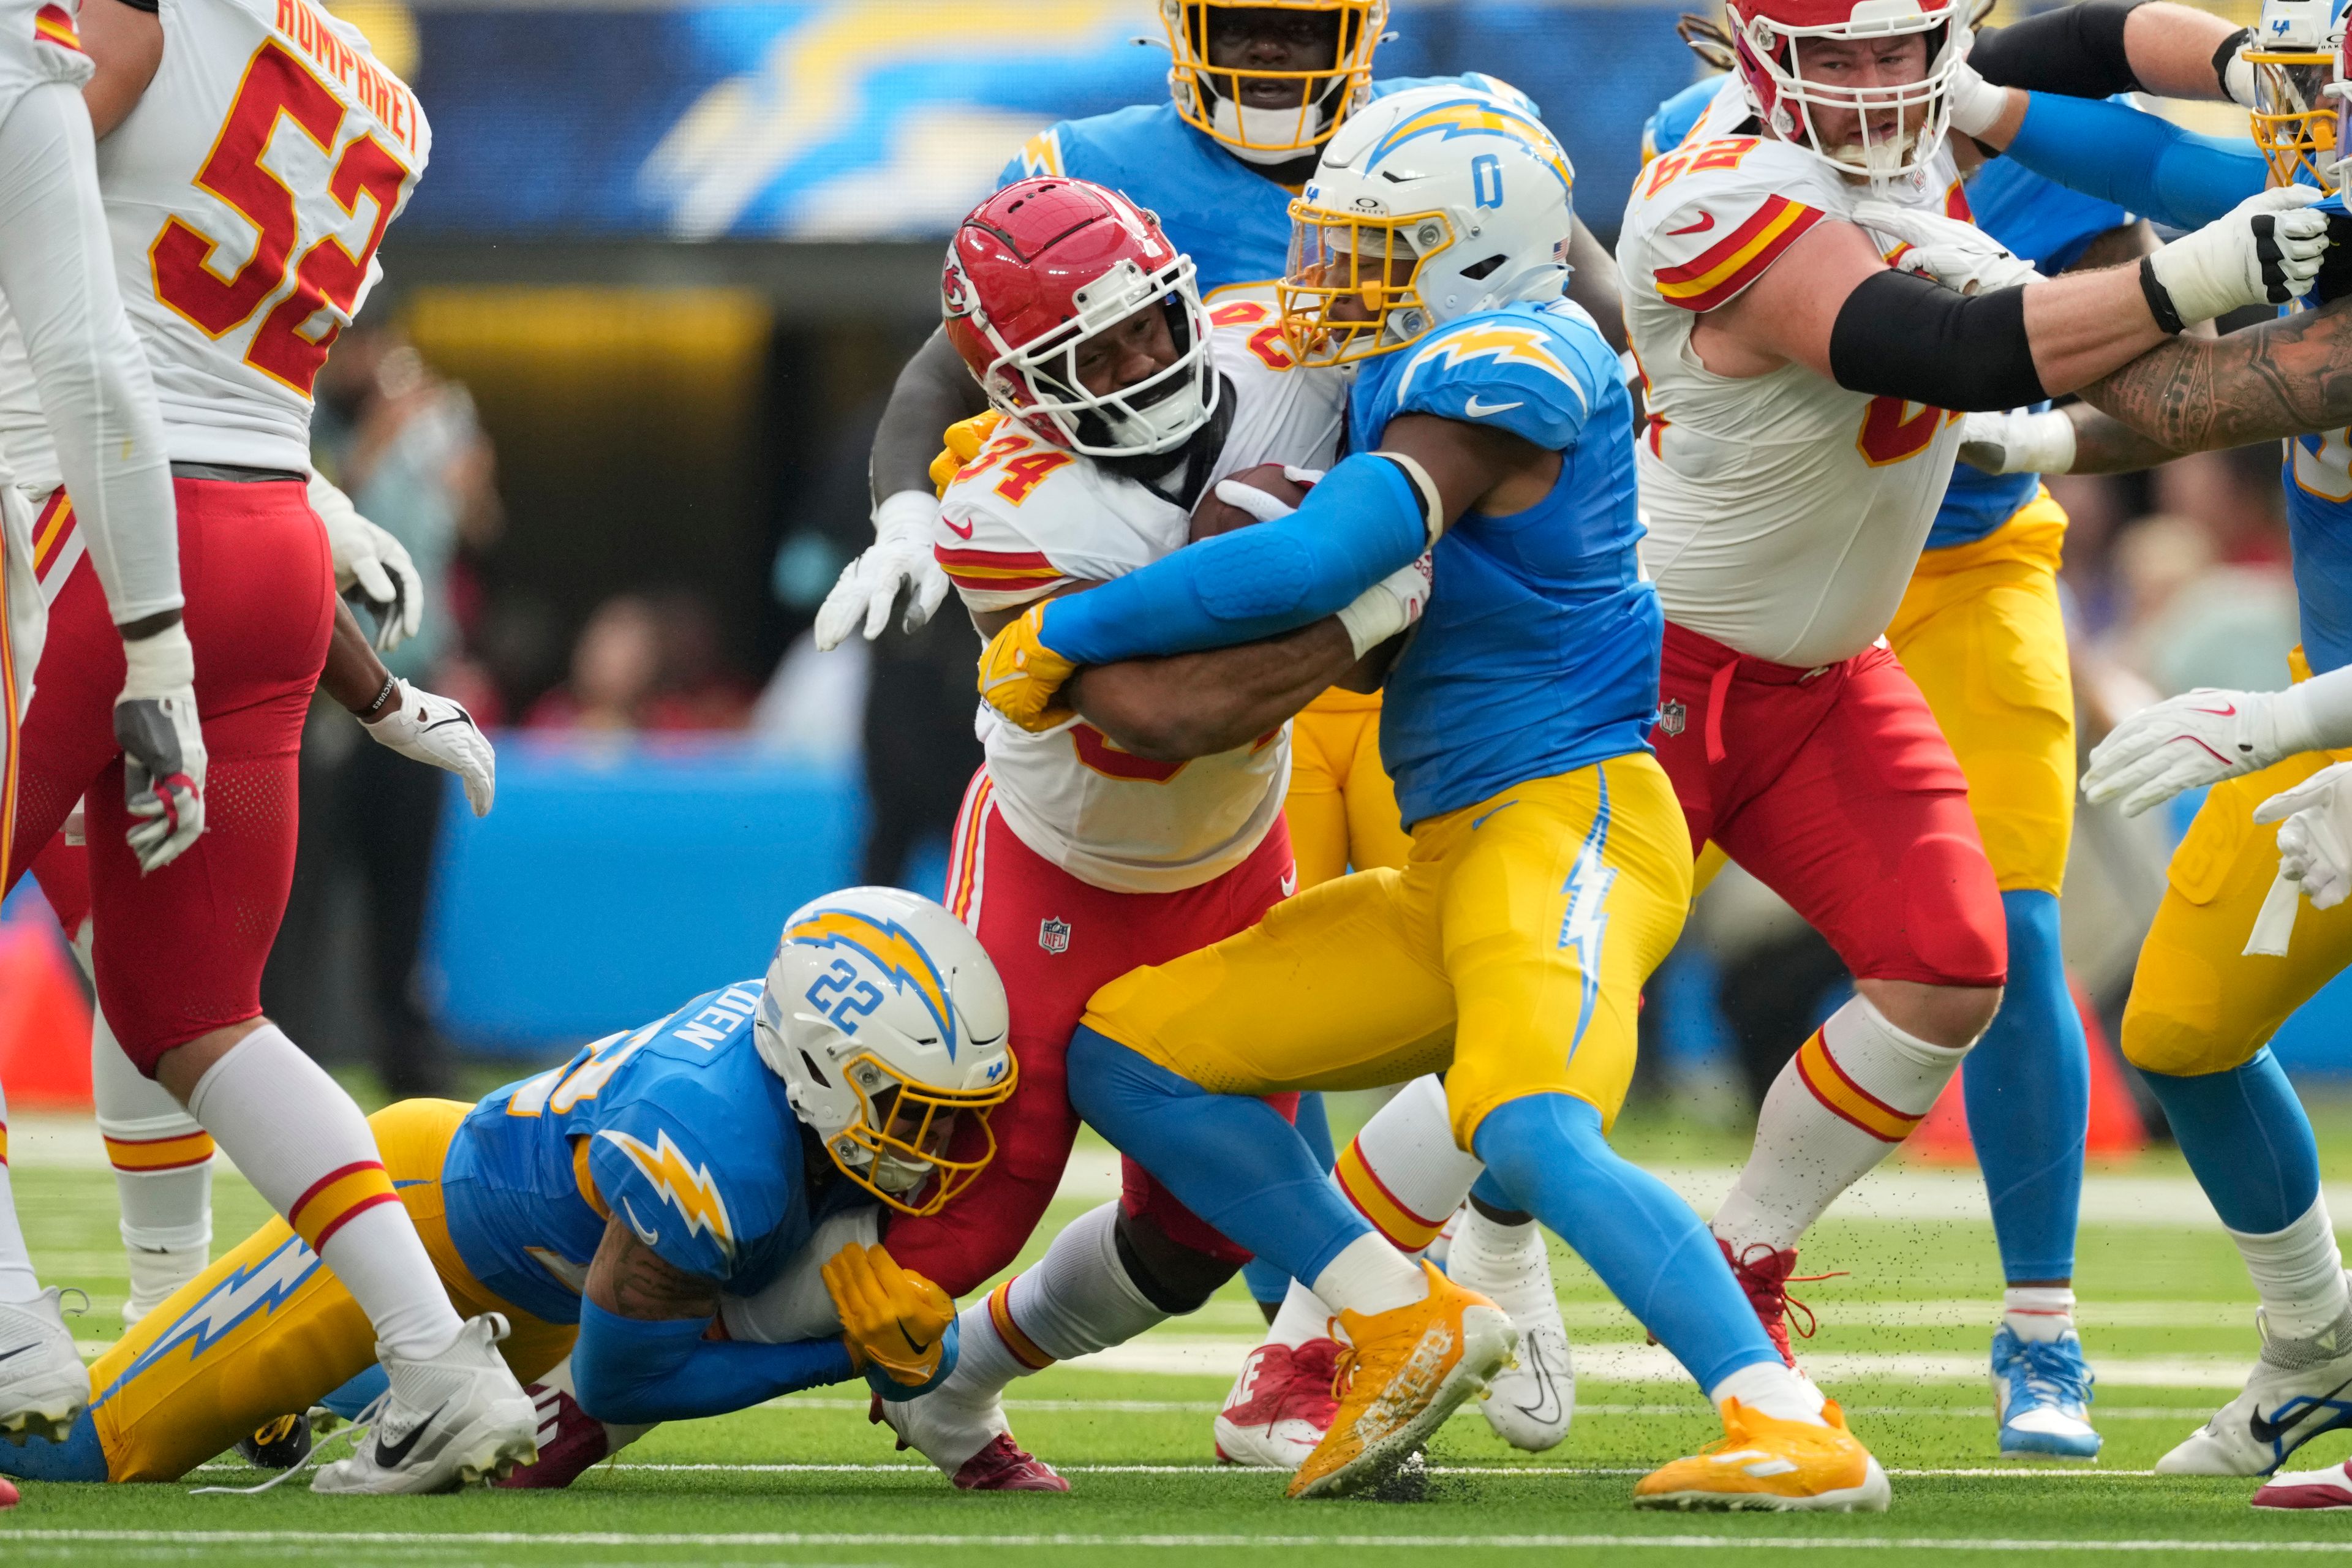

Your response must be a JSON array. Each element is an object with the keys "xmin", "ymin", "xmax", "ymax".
[
  {"xmin": 0, "ymin": 0, "xmax": 428, "ymax": 489},
  {"xmin": 0, "ymin": 3, "xmax": 91, "ymax": 107},
  {"xmin": 936, "ymin": 304, "xmax": 1345, "ymax": 895},
  {"xmin": 1619, "ymin": 82, "xmax": 1968, "ymax": 669}
]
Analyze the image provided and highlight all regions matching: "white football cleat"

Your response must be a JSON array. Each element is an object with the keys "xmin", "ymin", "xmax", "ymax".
[
  {"xmin": 122, "ymin": 1243, "xmax": 208, "ymax": 1329},
  {"xmin": 2157, "ymin": 1294, "xmax": 2352, "ymax": 1477},
  {"xmin": 1444, "ymin": 1207, "xmax": 1572, "ymax": 1451},
  {"xmin": 2255, "ymin": 1457, "xmax": 2352, "ymax": 1509},
  {"xmin": 1214, "ymin": 1338, "xmax": 1341, "ymax": 1469},
  {"xmin": 309, "ymin": 1315, "xmax": 538, "ymax": 1493},
  {"xmin": 0, "ymin": 1289, "xmax": 88, "ymax": 1444}
]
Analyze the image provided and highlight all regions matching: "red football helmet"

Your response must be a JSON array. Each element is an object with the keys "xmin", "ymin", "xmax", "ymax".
[
  {"xmin": 942, "ymin": 178, "xmax": 1219, "ymax": 459},
  {"xmin": 1724, "ymin": 0, "xmax": 1969, "ymax": 187}
]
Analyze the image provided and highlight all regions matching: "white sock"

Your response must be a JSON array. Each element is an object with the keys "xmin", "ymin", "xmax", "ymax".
[
  {"xmin": 2230, "ymin": 1196, "xmax": 2351, "ymax": 1340},
  {"xmin": 1313, "ymin": 1232, "xmax": 1429, "ymax": 1318},
  {"xmin": 186, "ymin": 1026, "xmax": 462, "ymax": 1359},
  {"xmin": 1711, "ymin": 995, "xmax": 1967, "ymax": 1253},
  {"xmin": 91, "ymin": 995, "xmax": 213, "ymax": 1259},
  {"xmin": 0, "ymin": 1080, "xmax": 37, "ymax": 1303},
  {"xmin": 1335, "ymin": 1074, "xmax": 1486, "ymax": 1254},
  {"xmin": 941, "ymin": 1203, "xmax": 1166, "ymax": 1401},
  {"xmin": 1708, "ymin": 1359, "xmax": 1829, "ymax": 1427},
  {"xmin": 2003, "ymin": 1286, "xmax": 2076, "ymax": 1344},
  {"xmin": 1266, "ymin": 1276, "xmax": 1338, "ymax": 1349}
]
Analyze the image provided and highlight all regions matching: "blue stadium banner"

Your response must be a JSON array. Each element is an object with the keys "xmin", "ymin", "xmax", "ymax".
[{"xmin": 393, "ymin": 0, "xmax": 1702, "ymax": 241}]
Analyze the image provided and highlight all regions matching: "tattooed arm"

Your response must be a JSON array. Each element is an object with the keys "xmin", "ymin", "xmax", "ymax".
[
  {"xmin": 2081, "ymin": 294, "xmax": 2352, "ymax": 450},
  {"xmin": 584, "ymin": 1212, "xmax": 721, "ymax": 1321}
]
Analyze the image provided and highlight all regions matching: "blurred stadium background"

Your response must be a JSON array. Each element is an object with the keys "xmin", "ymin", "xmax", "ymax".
[{"xmin": 0, "ymin": 0, "xmax": 2334, "ymax": 1144}]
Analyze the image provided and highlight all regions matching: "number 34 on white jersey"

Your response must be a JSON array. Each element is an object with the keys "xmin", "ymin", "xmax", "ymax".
[{"xmin": 104, "ymin": 0, "xmax": 430, "ymax": 473}]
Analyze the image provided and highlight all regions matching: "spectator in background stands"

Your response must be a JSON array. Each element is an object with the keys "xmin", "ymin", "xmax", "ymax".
[
  {"xmin": 263, "ymin": 318, "xmax": 504, "ymax": 1098},
  {"xmin": 528, "ymin": 590, "xmax": 753, "ymax": 732}
]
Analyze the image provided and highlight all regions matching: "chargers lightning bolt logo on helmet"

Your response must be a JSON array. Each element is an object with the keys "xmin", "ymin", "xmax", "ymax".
[
  {"xmin": 1367, "ymin": 98, "xmax": 1575, "ymax": 198},
  {"xmin": 783, "ymin": 908, "xmax": 960, "ymax": 1058}
]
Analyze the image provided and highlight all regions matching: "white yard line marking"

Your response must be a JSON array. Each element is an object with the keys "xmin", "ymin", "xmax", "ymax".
[{"xmin": 6, "ymin": 1531, "xmax": 2347, "ymax": 1553}]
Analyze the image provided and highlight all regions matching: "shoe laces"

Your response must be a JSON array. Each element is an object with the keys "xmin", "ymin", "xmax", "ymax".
[
  {"xmin": 1727, "ymin": 1244, "xmax": 1845, "ymax": 1343},
  {"xmin": 191, "ymin": 1390, "xmax": 385, "ymax": 1497},
  {"xmin": 2009, "ymin": 1338, "xmax": 2093, "ymax": 1411}
]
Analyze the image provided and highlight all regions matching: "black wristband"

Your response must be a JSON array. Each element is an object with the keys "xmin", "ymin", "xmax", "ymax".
[
  {"xmin": 2214, "ymin": 26, "xmax": 2253, "ymax": 98},
  {"xmin": 2138, "ymin": 255, "xmax": 2186, "ymax": 334},
  {"xmin": 360, "ymin": 674, "xmax": 397, "ymax": 721}
]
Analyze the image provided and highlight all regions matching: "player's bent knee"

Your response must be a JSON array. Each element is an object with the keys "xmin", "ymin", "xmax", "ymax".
[
  {"xmin": 2117, "ymin": 1006, "xmax": 2255, "ymax": 1079},
  {"xmin": 1859, "ymin": 978, "xmax": 2003, "ymax": 1051},
  {"xmin": 1113, "ymin": 1210, "xmax": 1240, "ymax": 1314}
]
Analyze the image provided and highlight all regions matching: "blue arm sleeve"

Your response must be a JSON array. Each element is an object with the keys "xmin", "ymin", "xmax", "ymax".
[
  {"xmin": 2005, "ymin": 92, "xmax": 2266, "ymax": 231},
  {"xmin": 571, "ymin": 1301, "xmax": 856, "ymax": 1425},
  {"xmin": 1038, "ymin": 452, "xmax": 1427, "ymax": 666},
  {"xmin": 868, "ymin": 1316, "xmax": 959, "ymax": 1403}
]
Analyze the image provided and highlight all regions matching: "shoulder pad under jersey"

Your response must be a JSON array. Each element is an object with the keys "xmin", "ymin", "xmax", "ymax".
[
  {"xmin": 1624, "ymin": 135, "xmax": 1842, "ymax": 312},
  {"xmin": 1643, "ymin": 75, "xmax": 1727, "ymax": 163},
  {"xmin": 1385, "ymin": 304, "xmax": 1611, "ymax": 453},
  {"xmin": 935, "ymin": 425, "xmax": 1117, "ymax": 612},
  {"xmin": 586, "ymin": 1059, "xmax": 787, "ymax": 1285}
]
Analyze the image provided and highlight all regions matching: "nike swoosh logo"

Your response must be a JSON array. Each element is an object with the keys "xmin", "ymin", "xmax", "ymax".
[
  {"xmin": 420, "ymin": 715, "xmax": 477, "ymax": 734},
  {"xmin": 0, "ymin": 1344, "xmax": 28, "ymax": 1366},
  {"xmin": 2188, "ymin": 704, "xmax": 2238, "ymax": 717},
  {"xmin": 1463, "ymin": 396, "xmax": 1523, "ymax": 418},
  {"xmin": 2250, "ymin": 1376, "xmax": 2352, "ymax": 1447},
  {"xmin": 1470, "ymin": 800, "xmax": 1519, "ymax": 831},
  {"xmin": 1668, "ymin": 211, "xmax": 1716, "ymax": 236},
  {"xmin": 943, "ymin": 517, "xmax": 975, "ymax": 540},
  {"xmin": 622, "ymin": 1196, "xmax": 661, "ymax": 1248},
  {"xmin": 895, "ymin": 1319, "xmax": 934, "ymax": 1357},
  {"xmin": 1514, "ymin": 1341, "xmax": 1564, "ymax": 1424},
  {"xmin": 372, "ymin": 1400, "xmax": 448, "ymax": 1469}
]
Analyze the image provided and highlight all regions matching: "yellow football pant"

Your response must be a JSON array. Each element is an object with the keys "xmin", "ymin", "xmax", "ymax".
[
  {"xmin": 1085, "ymin": 756, "xmax": 1692, "ymax": 1149},
  {"xmin": 89, "ymin": 1099, "xmax": 575, "ymax": 1482},
  {"xmin": 2121, "ymin": 647, "xmax": 2352, "ymax": 1077},
  {"xmin": 1286, "ymin": 687, "xmax": 1412, "ymax": 889},
  {"xmin": 1886, "ymin": 491, "xmax": 2077, "ymax": 897}
]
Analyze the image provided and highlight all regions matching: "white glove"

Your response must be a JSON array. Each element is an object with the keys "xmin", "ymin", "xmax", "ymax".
[
  {"xmin": 1853, "ymin": 200, "xmax": 2038, "ymax": 295},
  {"xmin": 1336, "ymin": 552, "xmax": 1435, "ymax": 658},
  {"xmin": 2255, "ymin": 760, "xmax": 2352, "ymax": 912},
  {"xmin": 2083, "ymin": 685, "xmax": 2320, "ymax": 815},
  {"xmin": 2146, "ymin": 187, "xmax": 2329, "ymax": 326},
  {"xmin": 2221, "ymin": 37, "xmax": 2260, "ymax": 111},
  {"xmin": 363, "ymin": 678, "xmax": 495, "ymax": 816},
  {"xmin": 1205, "ymin": 466, "xmax": 1329, "ymax": 526},
  {"xmin": 311, "ymin": 473, "xmax": 422, "ymax": 654},
  {"xmin": 114, "ymin": 621, "xmax": 206, "ymax": 874},
  {"xmin": 814, "ymin": 491, "xmax": 952, "ymax": 650},
  {"xmin": 1943, "ymin": 60, "xmax": 2013, "ymax": 140},
  {"xmin": 1958, "ymin": 408, "xmax": 2076, "ymax": 476}
]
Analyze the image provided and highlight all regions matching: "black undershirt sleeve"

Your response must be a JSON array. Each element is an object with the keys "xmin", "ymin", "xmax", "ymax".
[
  {"xmin": 1967, "ymin": 0, "xmax": 2146, "ymax": 97},
  {"xmin": 108, "ymin": 0, "xmax": 160, "ymax": 13},
  {"xmin": 1826, "ymin": 271, "xmax": 2049, "ymax": 413}
]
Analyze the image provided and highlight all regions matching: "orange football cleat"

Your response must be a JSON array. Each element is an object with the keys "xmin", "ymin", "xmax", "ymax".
[
  {"xmin": 1632, "ymin": 1396, "xmax": 1890, "ymax": 1512},
  {"xmin": 1286, "ymin": 1262, "xmax": 1517, "ymax": 1499}
]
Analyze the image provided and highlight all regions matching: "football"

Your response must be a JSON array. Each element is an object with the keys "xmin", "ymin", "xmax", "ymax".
[{"xmin": 1188, "ymin": 462, "xmax": 1310, "ymax": 541}]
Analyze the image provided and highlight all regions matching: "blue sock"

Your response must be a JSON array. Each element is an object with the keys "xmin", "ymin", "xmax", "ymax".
[
  {"xmin": 1964, "ymin": 891, "xmax": 2088, "ymax": 1283},
  {"xmin": 1243, "ymin": 1091, "xmax": 1343, "ymax": 1303},
  {"xmin": 0, "ymin": 1408, "xmax": 108, "ymax": 1482},
  {"xmin": 1473, "ymin": 1093, "xmax": 1779, "ymax": 1393},
  {"xmin": 2141, "ymin": 1049, "xmax": 2319, "ymax": 1235},
  {"xmin": 1067, "ymin": 1027, "xmax": 1372, "ymax": 1286}
]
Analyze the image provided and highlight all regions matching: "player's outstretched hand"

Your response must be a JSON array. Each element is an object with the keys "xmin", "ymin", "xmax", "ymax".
[
  {"xmin": 2146, "ymin": 187, "xmax": 2329, "ymax": 326},
  {"xmin": 1957, "ymin": 409, "xmax": 2076, "ymax": 476},
  {"xmin": 114, "ymin": 620, "xmax": 206, "ymax": 874},
  {"xmin": 2083, "ymin": 687, "xmax": 2293, "ymax": 816},
  {"xmin": 976, "ymin": 601, "xmax": 1079, "ymax": 733},
  {"xmin": 822, "ymin": 1242, "xmax": 952, "ymax": 1388},
  {"xmin": 2255, "ymin": 760, "xmax": 2352, "ymax": 911},
  {"xmin": 1853, "ymin": 201, "xmax": 2037, "ymax": 296},
  {"xmin": 814, "ymin": 492, "xmax": 952, "ymax": 650},
  {"xmin": 312, "ymin": 473, "xmax": 423, "ymax": 653},
  {"xmin": 364, "ymin": 679, "xmax": 496, "ymax": 816}
]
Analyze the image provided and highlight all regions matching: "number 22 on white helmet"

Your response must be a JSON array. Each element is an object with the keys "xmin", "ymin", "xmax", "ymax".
[
  {"xmin": 1279, "ymin": 82, "xmax": 1577, "ymax": 367},
  {"xmin": 756, "ymin": 888, "xmax": 1016, "ymax": 1217}
]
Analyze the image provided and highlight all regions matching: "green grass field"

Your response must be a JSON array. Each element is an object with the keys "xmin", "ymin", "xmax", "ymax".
[{"xmin": 7, "ymin": 1098, "xmax": 2352, "ymax": 1567}]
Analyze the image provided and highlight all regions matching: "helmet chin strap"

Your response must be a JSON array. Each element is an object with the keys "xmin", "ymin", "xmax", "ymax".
[{"xmin": 1208, "ymin": 92, "xmax": 1336, "ymax": 164}]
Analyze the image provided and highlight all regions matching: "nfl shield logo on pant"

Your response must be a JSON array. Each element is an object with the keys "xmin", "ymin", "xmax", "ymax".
[
  {"xmin": 1039, "ymin": 917, "xmax": 1072, "ymax": 955},
  {"xmin": 1659, "ymin": 698, "xmax": 1687, "ymax": 738}
]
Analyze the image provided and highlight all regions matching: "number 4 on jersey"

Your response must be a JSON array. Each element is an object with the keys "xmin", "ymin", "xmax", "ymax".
[{"xmin": 151, "ymin": 39, "xmax": 412, "ymax": 397}]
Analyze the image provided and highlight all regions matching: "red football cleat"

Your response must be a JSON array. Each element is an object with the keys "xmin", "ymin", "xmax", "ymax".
[
  {"xmin": 0, "ymin": 1474, "xmax": 18, "ymax": 1509},
  {"xmin": 1717, "ymin": 1238, "xmax": 1839, "ymax": 1369},
  {"xmin": 952, "ymin": 1432, "xmax": 1069, "ymax": 1492},
  {"xmin": 492, "ymin": 1384, "xmax": 608, "ymax": 1490},
  {"xmin": 2255, "ymin": 1458, "xmax": 2352, "ymax": 1510},
  {"xmin": 1214, "ymin": 1337, "xmax": 1342, "ymax": 1469}
]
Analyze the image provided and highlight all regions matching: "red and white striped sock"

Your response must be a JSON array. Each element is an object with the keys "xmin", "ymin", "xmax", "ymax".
[
  {"xmin": 1333, "ymin": 1074, "xmax": 1483, "ymax": 1256},
  {"xmin": 2003, "ymin": 1286, "xmax": 2076, "ymax": 1344}
]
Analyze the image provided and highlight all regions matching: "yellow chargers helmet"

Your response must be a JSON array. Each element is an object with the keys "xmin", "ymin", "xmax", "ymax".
[
  {"xmin": 758, "ymin": 887, "xmax": 1016, "ymax": 1216},
  {"xmin": 1161, "ymin": 0, "xmax": 1389, "ymax": 164}
]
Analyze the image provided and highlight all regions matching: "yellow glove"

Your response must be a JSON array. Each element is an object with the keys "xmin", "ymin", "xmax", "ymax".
[
  {"xmin": 976, "ymin": 601, "xmax": 1079, "ymax": 733},
  {"xmin": 930, "ymin": 410, "xmax": 1006, "ymax": 497},
  {"xmin": 823, "ymin": 1242, "xmax": 954, "ymax": 1388}
]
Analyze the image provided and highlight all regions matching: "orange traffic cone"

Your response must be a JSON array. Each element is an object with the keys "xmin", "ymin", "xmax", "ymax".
[
  {"xmin": 0, "ymin": 916, "xmax": 92, "ymax": 1110},
  {"xmin": 1905, "ymin": 976, "xmax": 2146, "ymax": 1165}
]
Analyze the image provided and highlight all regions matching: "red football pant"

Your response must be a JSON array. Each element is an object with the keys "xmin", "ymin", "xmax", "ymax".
[
  {"xmin": 4, "ymin": 477, "xmax": 333, "ymax": 1069},
  {"xmin": 882, "ymin": 766, "xmax": 1298, "ymax": 1296},
  {"xmin": 1653, "ymin": 622, "xmax": 2006, "ymax": 989}
]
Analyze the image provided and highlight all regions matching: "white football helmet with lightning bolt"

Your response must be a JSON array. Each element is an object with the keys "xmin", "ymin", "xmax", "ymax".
[{"xmin": 757, "ymin": 888, "xmax": 1016, "ymax": 1216}]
